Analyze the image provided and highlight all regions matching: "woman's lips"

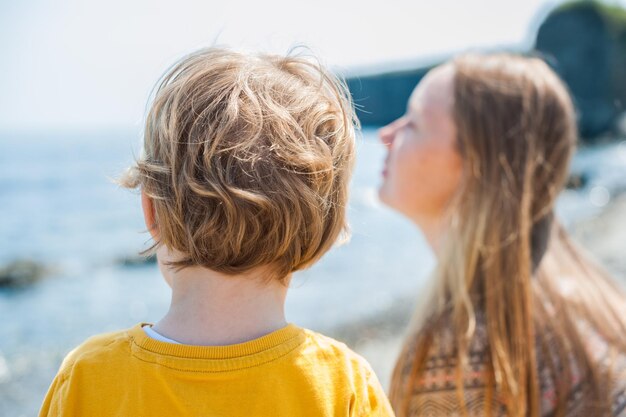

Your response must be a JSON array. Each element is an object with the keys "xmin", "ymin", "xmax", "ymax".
[{"xmin": 382, "ymin": 156, "xmax": 390, "ymax": 178}]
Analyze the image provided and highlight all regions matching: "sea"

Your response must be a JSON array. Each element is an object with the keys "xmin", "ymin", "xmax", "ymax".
[{"xmin": 0, "ymin": 129, "xmax": 625, "ymax": 411}]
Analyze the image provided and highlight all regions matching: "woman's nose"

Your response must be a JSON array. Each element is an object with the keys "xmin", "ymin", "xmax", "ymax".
[{"xmin": 378, "ymin": 124, "xmax": 395, "ymax": 147}]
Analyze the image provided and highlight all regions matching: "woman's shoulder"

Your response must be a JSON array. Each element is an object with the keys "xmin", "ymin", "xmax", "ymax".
[
  {"xmin": 399, "ymin": 311, "xmax": 507, "ymax": 415},
  {"xmin": 416, "ymin": 310, "xmax": 491, "ymax": 388},
  {"xmin": 558, "ymin": 320, "xmax": 626, "ymax": 416}
]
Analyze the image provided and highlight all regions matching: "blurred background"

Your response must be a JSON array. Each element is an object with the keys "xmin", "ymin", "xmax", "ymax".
[{"xmin": 1, "ymin": 1, "xmax": 626, "ymax": 415}]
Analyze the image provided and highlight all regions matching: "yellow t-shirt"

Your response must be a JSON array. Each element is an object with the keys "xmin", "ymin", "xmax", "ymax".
[{"xmin": 39, "ymin": 323, "xmax": 395, "ymax": 417}]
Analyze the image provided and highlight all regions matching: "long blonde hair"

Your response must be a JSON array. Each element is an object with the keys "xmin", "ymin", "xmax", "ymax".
[{"xmin": 389, "ymin": 53, "xmax": 626, "ymax": 417}]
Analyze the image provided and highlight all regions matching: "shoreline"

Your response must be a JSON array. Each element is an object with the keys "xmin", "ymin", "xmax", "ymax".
[{"xmin": 328, "ymin": 194, "xmax": 626, "ymax": 390}]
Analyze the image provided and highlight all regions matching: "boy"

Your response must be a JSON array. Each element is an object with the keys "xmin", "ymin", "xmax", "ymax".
[{"xmin": 39, "ymin": 47, "xmax": 394, "ymax": 416}]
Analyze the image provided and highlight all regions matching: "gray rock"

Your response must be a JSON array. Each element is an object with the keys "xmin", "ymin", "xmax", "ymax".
[
  {"xmin": 117, "ymin": 254, "xmax": 157, "ymax": 267},
  {"xmin": 0, "ymin": 260, "xmax": 48, "ymax": 289},
  {"xmin": 535, "ymin": 1, "xmax": 626, "ymax": 139},
  {"xmin": 347, "ymin": 66, "xmax": 433, "ymax": 126}
]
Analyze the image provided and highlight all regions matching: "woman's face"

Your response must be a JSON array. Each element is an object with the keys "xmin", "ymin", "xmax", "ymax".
[{"xmin": 378, "ymin": 64, "xmax": 462, "ymax": 225}]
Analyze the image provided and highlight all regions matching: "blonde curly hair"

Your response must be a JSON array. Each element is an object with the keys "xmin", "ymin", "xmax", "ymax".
[{"xmin": 118, "ymin": 47, "xmax": 357, "ymax": 281}]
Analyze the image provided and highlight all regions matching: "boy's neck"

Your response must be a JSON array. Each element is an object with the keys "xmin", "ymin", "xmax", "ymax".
[{"xmin": 152, "ymin": 265, "xmax": 290, "ymax": 346}]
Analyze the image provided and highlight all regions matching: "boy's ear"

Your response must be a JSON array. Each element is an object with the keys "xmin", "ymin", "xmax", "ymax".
[{"xmin": 141, "ymin": 190, "xmax": 159, "ymax": 240}]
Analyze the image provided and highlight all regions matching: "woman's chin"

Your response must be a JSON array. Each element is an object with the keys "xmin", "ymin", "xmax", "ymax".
[
  {"xmin": 377, "ymin": 185, "xmax": 397, "ymax": 211},
  {"xmin": 377, "ymin": 184, "xmax": 389, "ymax": 204},
  {"xmin": 377, "ymin": 187, "xmax": 420, "ymax": 222}
]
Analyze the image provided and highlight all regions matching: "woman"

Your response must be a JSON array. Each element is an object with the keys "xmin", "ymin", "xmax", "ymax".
[{"xmin": 379, "ymin": 53, "xmax": 626, "ymax": 417}]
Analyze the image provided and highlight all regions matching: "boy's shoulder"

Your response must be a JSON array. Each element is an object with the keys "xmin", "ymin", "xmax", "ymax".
[
  {"xmin": 299, "ymin": 328, "xmax": 393, "ymax": 415},
  {"xmin": 302, "ymin": 328, "xmax": 360, "ymax": 354},
  {"xmin": 300, "ymin": 327, "xmax": 377, "ymax": 376},
  {"xmin": 56, "ymin": 325, "xmax": 135, "ymax": 379}
]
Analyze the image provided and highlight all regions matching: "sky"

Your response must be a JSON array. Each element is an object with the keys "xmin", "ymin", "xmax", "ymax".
[{"xmin": 1, "ymin": 0, "xmax": 625, "ymax": 131}]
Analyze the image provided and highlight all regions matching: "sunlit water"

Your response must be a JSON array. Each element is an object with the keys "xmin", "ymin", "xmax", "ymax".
[{"xmin": 0, "ymin": 130, "xmax": 625, "ymax": 412}]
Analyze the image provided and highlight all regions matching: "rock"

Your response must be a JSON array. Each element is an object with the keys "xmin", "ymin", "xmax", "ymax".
[
  {"xmin": 347, "ymin": 66, "xmax": 434, "ymax": 126},
  {"xmin": 535, "ymin": 1, "xmax": 626, "ymax": 139},
  {"xmin": 566, "ymin": 171, "xmax": 590, "ymax": 190},
  {"xmin": 118, "ymin": 254, "xmax": 157, "ymax": 267},
  {"xmin": 0, "ymin": 260, "xmax": 48, "ymax": 289}
]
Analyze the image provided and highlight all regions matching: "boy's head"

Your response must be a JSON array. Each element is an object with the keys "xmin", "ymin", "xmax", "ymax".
[{"xmin": 119, "ymin": 47, "xmax": 357, "ymax": 282}]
